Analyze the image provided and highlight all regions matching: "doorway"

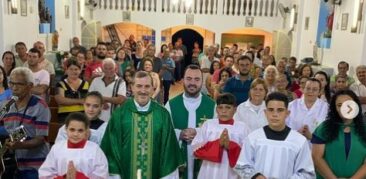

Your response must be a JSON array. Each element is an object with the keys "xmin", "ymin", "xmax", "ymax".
[{"xmin": 172, "ymin": 29, "xmax": 203, "ymax": 65}]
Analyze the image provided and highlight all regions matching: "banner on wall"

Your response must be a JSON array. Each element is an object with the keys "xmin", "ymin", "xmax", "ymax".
[{"xmin": 316, "ymin": 1, "xmax": 334, "ymax": 48}]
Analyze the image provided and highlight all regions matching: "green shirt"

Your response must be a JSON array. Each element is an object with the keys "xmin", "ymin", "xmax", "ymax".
[
  {"xmin": 313, "ymin": 122, "xmax": 366, "ymax": 178},
  {"xmin": 101, "ymin": 99, "xmax": 184, "ymax": 179}
]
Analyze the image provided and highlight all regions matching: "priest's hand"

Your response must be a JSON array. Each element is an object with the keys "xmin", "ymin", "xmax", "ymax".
[
  {"xmin": 186, "ymin": 128, "xmax": 197, "ymax": 141},
  {"xmin": 180, "ymin": 128, "xmax": 196, "ymax": 142},
  {"xmin": 66, "ymin": 161, "xmax": 76, "ymax": 179}
]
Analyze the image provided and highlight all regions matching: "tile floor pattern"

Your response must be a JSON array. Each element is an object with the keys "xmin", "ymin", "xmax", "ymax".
[{"xmin": 169, "ymin": 80, "xmax": 184, "ymax": 99}]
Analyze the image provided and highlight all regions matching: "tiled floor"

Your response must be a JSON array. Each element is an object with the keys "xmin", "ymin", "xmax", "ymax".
[{"xmin": 169, "ymin": 80, "xmax": 184, "ymax": 99}]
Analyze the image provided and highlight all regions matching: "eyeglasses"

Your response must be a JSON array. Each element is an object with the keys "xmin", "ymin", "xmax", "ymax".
[{"xmin": 8, "ymin": 81, "xmax": 28, "ymax": 87}]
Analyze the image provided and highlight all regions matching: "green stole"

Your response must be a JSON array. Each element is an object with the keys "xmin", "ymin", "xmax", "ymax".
[
  {"xmin": 314, "ymin": 123, "xmax": 366, "ymax": 178},
  {"xmin": 101, "ymin": 99, "xmax": 184, "ymax": 179},
  {"xmin": 169, "ymin": 93, "xmax": 215, "ymax": 179}
]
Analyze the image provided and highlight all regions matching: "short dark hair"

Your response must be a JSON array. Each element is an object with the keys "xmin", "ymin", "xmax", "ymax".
[
  {"xmin": 66, "ymin": 59, "xmax": 81, "ymax": 69},
  {"xmin": 265, "ymin": 92, "xmax": 289, "ymax": 108},
  {"xmin": 338, "ymin": 61, "xmax": 349, "ymax": 68},
  {"xmin": 65, "ymin": 112, "xmax": 90, "ymax": 129},
  {"xmin": 86, "ymin": 91, "xmax": 104, "ymax": 104},
  {"xmin": 237, "ymin": 55, "xmax": 252, "ymax": 64},
  {"xmin": 216, "ymin": 93, "xmax": 237, "ymax": 106},
  {"xmin": 96, "ymin": 42, "xmax": 107, "ymax": 48},
  {"xmin": 184, "ymin": 64, "xmax": 202, "ymax": 76},
  {"xmin": 224, "ymin": 55, "xmax": 234, "ymax": 61},
  {"xmin": 289, "ymin": 56, "xmax": 297, "ymax": 62},
  {"xmin": 307, "ymin": 77, "xmax": 322, "ymax": 91},
  {"xmin": 28, "ymin": 48, "xmax": 41, "ymax": 58},
  {"xmin": 15, "ymin": 42, "xmax": 26, "ymax": 48}
]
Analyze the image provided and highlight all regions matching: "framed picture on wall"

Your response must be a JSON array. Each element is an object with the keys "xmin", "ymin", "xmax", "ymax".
[
  {"xmin": 341, "ymin": 13, "xmax": 348, "ymax": 31},
  {"xmin": 20, "ymin": 0, "xmax": 27, "ymax": 16},
  {"xmin": 245, "ymin": 17, "xmax": 254, "ymax": 27},
  {"xmin": 305, "ymin": 17, "xmax": 310, "ymax": 30},
  {"xmin": 65, "ymin": 5, "xmax": 70, "ymax": 19}
]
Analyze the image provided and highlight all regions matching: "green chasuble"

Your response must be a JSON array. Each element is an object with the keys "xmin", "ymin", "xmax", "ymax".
[
  {"xmin": 168, "ymin": 93, "xmax": 215, "ymax": 179},
  {"xmin": 101, "ymin": 99, "xmax": 184, "ymax": 179},
  {"xmin": 313, "ymin": 122, "xmax": 366, "ymax": 179}
]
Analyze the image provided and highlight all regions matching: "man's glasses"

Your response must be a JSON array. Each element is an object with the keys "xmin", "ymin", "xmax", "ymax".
[{"xmin": 8, "ymin": 81, "xmax": 28, "ymax": 87}]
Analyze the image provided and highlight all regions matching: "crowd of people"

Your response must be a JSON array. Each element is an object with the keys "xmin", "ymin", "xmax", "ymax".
[{"xmin": 0, "ymin": 35, "xmax": 365, "ymax": 179}]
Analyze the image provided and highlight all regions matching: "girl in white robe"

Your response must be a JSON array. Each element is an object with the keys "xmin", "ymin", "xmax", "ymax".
[
  {"xmin": 55, "ymin": 91, "xmax": 107, "ymax": 145},
  {"xmin": 39, "ymin": 112, "xmax": 108, "ymax": 179}
]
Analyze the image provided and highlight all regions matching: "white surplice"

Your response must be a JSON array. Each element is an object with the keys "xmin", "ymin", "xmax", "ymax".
[
  {"xmin": 234, "ymin": 128, "xmax": 315, "ymax": 179},
  {"xmin": 286, "ymin": 97, "xmax": 329, "ymax": 133},
  {"xmin": 39, "ymin": 140, "xmax": 109, "ymax": 179},
  {"xmin": 192, "ymin": 119, "xmax": 250, "ymax": 179},
  {"xmin": 55, "ymin": 123, "xmax": 107, "ymax": 145}
]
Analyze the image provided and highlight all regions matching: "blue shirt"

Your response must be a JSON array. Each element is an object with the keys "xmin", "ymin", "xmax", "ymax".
[
  {"xmin": 161, "ymin": 58, "xmax": 175, "ymax": 81},
  {"xmin": 0, "ymin": 89, "xmax": 12, "ymax": 103},
  {"xmin": 223, "ymin": 75, "xmax": 253, "ymax": 104}
]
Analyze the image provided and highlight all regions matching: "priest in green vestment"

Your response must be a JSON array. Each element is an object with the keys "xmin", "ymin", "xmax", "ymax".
[
  {"xmin": 166, "ymin": 65, "xmax": 216, "ymax": 179},
  {"xmin": 101, "ymin": 71, "xmax": 184, "ymax": 179}
]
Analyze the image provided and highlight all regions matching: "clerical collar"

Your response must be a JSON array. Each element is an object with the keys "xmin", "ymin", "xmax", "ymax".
[
  {"xmin": 219, "ymin": 119, "xmax": 234, "ymax": 125},
  {"xmin": 263, "ymin": 125, "xmax": 291, "ymax": 141},
  {"xmin": 183, "ymin": 92, "xmax": 202, "ymax": 103},
  {"xmin": 67, "ymin": 139, "xmax": 87, "ymax": 149},
  {"xmin": 133, "ymin": 100, "xmax": 151, "ymax": 112}
]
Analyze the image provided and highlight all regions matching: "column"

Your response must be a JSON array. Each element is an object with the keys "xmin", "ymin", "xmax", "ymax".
[{"xmin": 154, "ymin": 28, "xmax": 162, "ymax": 54}]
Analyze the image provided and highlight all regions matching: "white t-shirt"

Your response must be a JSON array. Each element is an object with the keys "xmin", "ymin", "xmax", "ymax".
[
  {"xmin": 286, "ymin": 97, "xmax": 329, "ymax": 133},
  {"xmin": 33, "ymin": 69, "xmax": 50, "ymax": 86},
  {"xmin": 89, "ymin": 75, "xmax": 126, "ymax": 121},
  {"xmin": 350, "ymin": 82, "xmax": 366, "ymax": 114},
  {"xmin": 234, "ymin": 99, "xmax": 267, "ymax": 132}
]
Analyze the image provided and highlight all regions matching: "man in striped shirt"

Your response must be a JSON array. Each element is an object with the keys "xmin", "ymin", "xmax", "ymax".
[{"xmin": 2, "ymin": 67, "xmax": 50, "ymax": 179}]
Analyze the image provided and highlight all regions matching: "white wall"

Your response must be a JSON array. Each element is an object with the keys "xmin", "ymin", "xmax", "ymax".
[
  {"xmin": 295, "ymin": 0, "xmax": 366, "ymax": 76},
  {"xmin": 93, "ymin": 9, "xmax": 284, "ymax": 45},
  {"xmin": 0, "ymin": 0, "xmax": 83, "ymax": 53},
  {"xmin": 0, "ymin": 0, "xmax": 40, "ymax": 52}
]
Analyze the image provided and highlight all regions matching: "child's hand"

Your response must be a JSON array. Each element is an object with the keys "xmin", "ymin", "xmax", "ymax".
[
  {"xmin": 66, "ymin": 161, "xmax": 76, "ymax": 179},
  {"xmin": 302, "ymin": 125, "xmax": 312, "ymax": 140},
  {"xmin": 220, "ymin": 129, "xmax": 230, "ymax": 149}
]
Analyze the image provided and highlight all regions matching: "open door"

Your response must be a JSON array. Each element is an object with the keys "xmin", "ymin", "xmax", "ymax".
[
  {"xmin": 272, "ymin": 30, "xmax": 292, "ymax": 61},
  {"xmin": 81, "ymin": 21, "xmax": 102, "ymax": 49}
]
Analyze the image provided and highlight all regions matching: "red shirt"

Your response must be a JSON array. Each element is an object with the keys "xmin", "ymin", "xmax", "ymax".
[{"xmin": 84, "ymin": 60, "xmax": 103, "ymax": 81}]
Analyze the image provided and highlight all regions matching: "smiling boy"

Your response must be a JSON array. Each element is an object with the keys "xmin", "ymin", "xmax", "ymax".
[{"xmin": 39, "ymin": 112, "xmax": 108, "ymax": 178}]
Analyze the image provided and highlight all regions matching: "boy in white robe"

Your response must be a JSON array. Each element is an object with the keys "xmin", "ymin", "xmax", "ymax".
[
  {"xmin": 39, "ymin": 112, "xmax": 108, "ymax": 179},
  {"xmin": 192, "ymin": 93, "xmax": 250, "ymax": 179},
  {"xmin": 234, "ymin": 92, "xmax": 315, "ymax": 179}
]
